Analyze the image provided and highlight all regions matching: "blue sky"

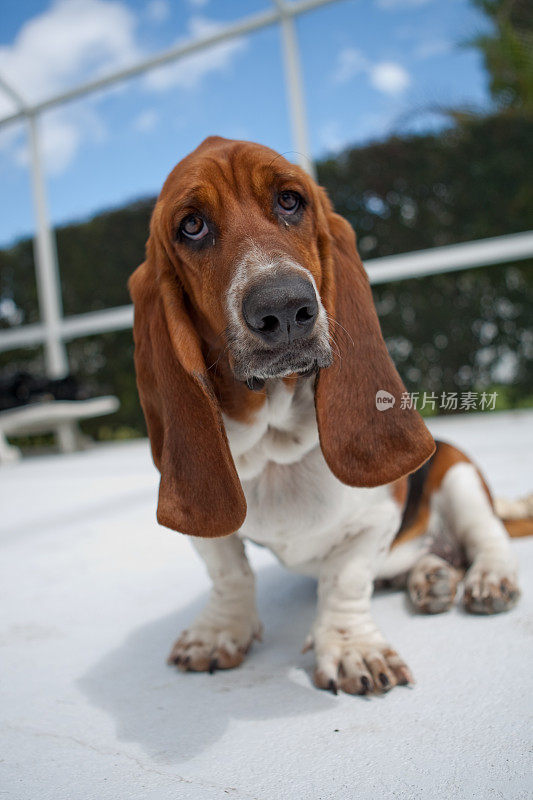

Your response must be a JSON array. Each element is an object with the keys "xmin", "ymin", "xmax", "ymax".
[{"xmin": 0, "ymin": 0, "xmax": 490, "ymax": 247}]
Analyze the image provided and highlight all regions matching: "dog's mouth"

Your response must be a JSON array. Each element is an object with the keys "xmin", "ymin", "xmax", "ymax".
[
  {"xmin": 245, "ymin": 361, "xmax": 319, "ymax": 391},
  {"xmin": 231, "ymin": 339, "xmax": 333, "ymax": 390}
]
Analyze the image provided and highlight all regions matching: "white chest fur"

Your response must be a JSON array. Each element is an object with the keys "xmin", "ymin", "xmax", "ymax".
[{"xmin": 223, "ymin": 380, "xmax": 401, "ymax": 575}]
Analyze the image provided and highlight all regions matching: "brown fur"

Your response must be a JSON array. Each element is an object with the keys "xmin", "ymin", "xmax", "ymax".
[
  {"xmin": 393, "ymin": 441, "xmax": 474, "ymax": 547},
  {"xmin": 129, "ymin": 263, "xmax": 246, "ymax": 537},
  {"xmin": 391, "ymin": 477, "xmax": 409, "ymax": 508},
  {"xmin": 314, "ymin": 212, "xmax": 435, "ymax": 487},
  {"xmin": 503, "ymin": 519, "xmax": 533, "ymax": 538}
]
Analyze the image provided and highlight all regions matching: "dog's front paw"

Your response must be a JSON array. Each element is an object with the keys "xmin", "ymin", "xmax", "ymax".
[
  {"xmin": 167, "ymin": 616, "xmax": 262, "ymax": 673},
  {"xmin": 463, "ymin": 561, "xmax": 520, "ymax": 614},
  {"xmin": 307, "ymin": 628, "xmax": 414, "ymax": 696}
]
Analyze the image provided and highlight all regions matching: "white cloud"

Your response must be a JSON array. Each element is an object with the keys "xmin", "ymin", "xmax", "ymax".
[
  {"xmin": 145, "ymin": 0, "xmax": 170, "ymax": 23},
  {"xmin": 333, "ymin": 48, "xmax": 411, "ymax": 95},
  {"xmin": 18, "ymin": 114, "xmax": 79, "ymax": 175},
  {"xmin": 370, "ymin": 62, "xmax": 411, "ymax": 94},
  {"xmin": 377, "ymin": 0, "xmax": 432, "ymax": 8},
  {"xmin": 332, "ymin": 48, "xmax": 368, "ymax": 84},
  {"xmin": 414, "ymin": 40, "xmax": 451, "ymax": 60},
  {"xmin": 0, "ymin": 124, "xmax": 21, "ymax": 159},
  {"xmin": 145, "ymin": 17, "xmax": 247, "ymax": 91},
  {"xmin": 186, "ymin": 0, "xmax": 210, "ymax": 7},
  {"xmin": 134, "ymin": 108, "xmax": 158, "ymax": 132},
  {"xmin": 13, "ymin": 106, "xmax": 106, "ymax": 176},
  {"xmin": 0, "ymin": 0, "xmax": 141, "ymax": 175},
  {"xmin": 0, "ymin": 2, "xmax": 246, "ymax": 175},
  {"xmin": 0, "ymin": 0, "xmax": 140, "ymax": 116}
]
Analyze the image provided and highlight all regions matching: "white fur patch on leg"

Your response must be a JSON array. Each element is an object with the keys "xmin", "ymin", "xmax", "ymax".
[
  {"xmin": 308, "ymin": 526, "xmax": 413, "ymax": 695},
  {"xmin": 167, "ymin": 535, "xmax": 261, "ymax": 672}
]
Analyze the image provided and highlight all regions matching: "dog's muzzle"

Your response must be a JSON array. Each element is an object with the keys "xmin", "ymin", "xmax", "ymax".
[{"xmin": 229, "ymin": 273, "xmax": 332, "ymax": 387}]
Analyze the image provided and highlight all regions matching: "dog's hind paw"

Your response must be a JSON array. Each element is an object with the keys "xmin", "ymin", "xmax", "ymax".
[
  {"xmin": 408, "ymin": 554, "xmax": 461, "ymax": 615},
  {"xmin": 463, "ymin": 563, "xmax": 520, "ymax": 614}
]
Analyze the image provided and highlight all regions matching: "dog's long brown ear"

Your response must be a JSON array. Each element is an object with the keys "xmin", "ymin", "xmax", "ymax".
[
  {"xmin": 128, "ymin": 239, "xmax": 246, "ymax": 538},
  {"xmin": 316, "ymin": 212, "xmax": 435, "ymax": 487}
]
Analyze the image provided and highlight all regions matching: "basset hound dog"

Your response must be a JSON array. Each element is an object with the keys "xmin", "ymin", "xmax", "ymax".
[{"xmin": 129, "ymin": 136, "xmax": 530, "ymax": 696}]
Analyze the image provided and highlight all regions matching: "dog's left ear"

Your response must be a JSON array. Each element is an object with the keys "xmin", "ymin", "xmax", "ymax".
[
  {"xmin": 128, "ymin": 228, "xmax": 246, "ymax": 538},
  {"xmin": 315, "ymin": 211, "xmax": 435, "ymax": 487}
]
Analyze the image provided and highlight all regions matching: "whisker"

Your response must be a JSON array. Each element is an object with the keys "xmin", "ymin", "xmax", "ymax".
[
  {"xmin": 325, "ymin": 320, "xmax": 350, "ymax": 355},
  {"xmin": 207, "ymin": 345, "xmax": 230, "ymax": 373},
  {"xmin": 325, "ymin": 312, "xmax": 355, "ymax": 348},
  {"xmin": 206, "ymin": 327, "xmax": 234, "ymax": 372},
  {"xmin": 327, "ymin": 331, "xmax": 342, "ymax": 364}
]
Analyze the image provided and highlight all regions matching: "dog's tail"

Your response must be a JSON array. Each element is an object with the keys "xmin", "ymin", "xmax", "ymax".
[{"xmin": 495, "ymin": 493, "xmax": 533, "ymax": 538}]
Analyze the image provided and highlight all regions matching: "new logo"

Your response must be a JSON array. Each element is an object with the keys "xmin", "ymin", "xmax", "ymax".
[{"xmin": 375, "ymin": 390, "xmax": 395, "ymax": 411}]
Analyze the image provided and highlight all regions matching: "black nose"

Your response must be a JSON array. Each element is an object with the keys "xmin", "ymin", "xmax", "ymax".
[{"xmin": 242, "ymin": 274, "xmax": 318, "ymax": 345}]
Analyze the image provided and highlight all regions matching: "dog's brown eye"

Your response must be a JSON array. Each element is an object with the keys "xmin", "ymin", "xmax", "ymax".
[
  {"xmin": 277, "ymin": 191, "xmax": 301, "ymax": 214},
  {"xmin": 181, "ymin": 214, "xmax": 208, "ymax": 240}
]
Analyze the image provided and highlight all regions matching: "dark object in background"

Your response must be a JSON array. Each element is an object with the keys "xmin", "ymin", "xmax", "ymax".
[{"xmin": 0, "ymin": 371, "xmax": 90, "ymax": 412}]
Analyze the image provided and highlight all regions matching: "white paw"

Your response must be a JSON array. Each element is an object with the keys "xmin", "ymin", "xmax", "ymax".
[
  {"xmin": 306, "ymin": 628, "xmax": 414, "ymax": 695},
  {"xmin": 463, "ymin": 560, "xmax": 520, "ymax": 614},
  {"xmin": 167, "ymin": 615, "xmax": 262, "ymax": 672}
]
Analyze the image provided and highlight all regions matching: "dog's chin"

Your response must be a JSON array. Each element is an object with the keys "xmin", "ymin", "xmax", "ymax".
[{"xmin": 232, "ymin": 343, "xmax": 333, "ymax": 391}]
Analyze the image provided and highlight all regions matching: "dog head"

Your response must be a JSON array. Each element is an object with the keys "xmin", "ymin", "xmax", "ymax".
[{"xmin": 129, "ymin": 136, "xmax": 434, "ymax": 536}]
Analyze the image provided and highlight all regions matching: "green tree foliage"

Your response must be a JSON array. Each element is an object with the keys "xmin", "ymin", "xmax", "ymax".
[
  {"xmin": 0, "ymin": 116, "xmax": 531, "ymax": 440},
  {"xmin": 0, "ymin": 198, "xmax": 154, "ymax": 327},
  {"xmin": 318, "ymin": 114, "xmax": 533, "ymax": 408},
  {"xmin": 468, "ymin": 0, "xmax": 533, "ymax": 114},
  {"xmin": 57, "ymin": 199, "xmax": 154, "ymax": 316}
]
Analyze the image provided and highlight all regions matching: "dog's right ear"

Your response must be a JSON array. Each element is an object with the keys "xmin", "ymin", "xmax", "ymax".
[
  {"xmin": 315, "ymin": 210, "xmax": 435, "ymax": 487},
  {"xmin": 128, "ymin": 233, "xmax": 246, "ymax": 538}
]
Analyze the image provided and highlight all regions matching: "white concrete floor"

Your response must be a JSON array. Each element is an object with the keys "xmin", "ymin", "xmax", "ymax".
[{"xmin": 1, "ymin": 411, "xmax": 532, "ymax": 800}]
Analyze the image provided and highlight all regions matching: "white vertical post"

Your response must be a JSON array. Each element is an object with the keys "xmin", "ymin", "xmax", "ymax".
[
  {"xmin": 27, "ymin": 114, "xmax": 78, "ymax": 453},
  {"xmin": 27, "ymin": 113, "xmax": 68, "ymax": 379},
  {"xmin": 275, "ymin": 1, "xmax": 316, "ymax": 179}
]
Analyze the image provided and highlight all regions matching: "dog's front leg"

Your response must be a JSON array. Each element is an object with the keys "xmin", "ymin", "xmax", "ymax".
[
  {"xmin": 308, "ymin": 530, "xmax": 413, "ymax": 695},
  {"xmin": 167, "ymin": 535, "xmax": 261, "ymax": 673}
]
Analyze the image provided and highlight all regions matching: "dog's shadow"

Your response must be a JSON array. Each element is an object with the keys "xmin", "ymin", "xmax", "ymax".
[{"xmin": 79, "ymin": 564, "xmax": 339, "ymax": 764}]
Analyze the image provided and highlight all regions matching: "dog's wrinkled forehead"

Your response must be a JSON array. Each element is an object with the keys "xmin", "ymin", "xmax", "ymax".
[{"xmin": 157, "ymin": 136, "xmax": 314, "ymax": 236}]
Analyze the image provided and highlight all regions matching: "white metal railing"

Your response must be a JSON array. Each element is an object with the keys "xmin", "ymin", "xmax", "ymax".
[
  {"xmin": 1, "ymin": 230, "xmax": 532, "ymax": 354},
  {"xmin": 365, "ymin": 230, "xmax": 533, "ymax": 283}
]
